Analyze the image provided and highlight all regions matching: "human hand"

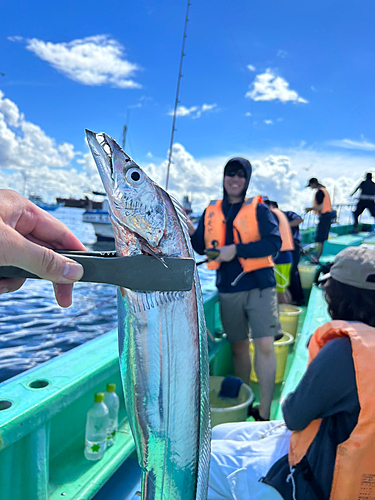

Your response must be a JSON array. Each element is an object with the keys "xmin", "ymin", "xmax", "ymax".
[
  {"xmin": 216, "ymin": 244, "xmax": 237, "ymax": 262},
  {"xmin": 305, "ymin": 207, "xmax": 312, "ymax": 213},
  {"xmin": 0, "ymin": 189, "xmax": 86, "ymax": 307},
  {"xmin": 186, "ymin": 218, "xmax": 196, "ymax": 236}
]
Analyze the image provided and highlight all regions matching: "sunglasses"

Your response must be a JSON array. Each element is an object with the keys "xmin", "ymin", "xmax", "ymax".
[{"xmin": 225, "ymin": 170, "xmax": 246, "ymax": 178}]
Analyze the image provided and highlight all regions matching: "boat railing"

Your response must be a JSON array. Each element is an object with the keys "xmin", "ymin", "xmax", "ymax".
[{"xmin": 301, "ymin": 202, "xmax": 357, "ymax": 230}]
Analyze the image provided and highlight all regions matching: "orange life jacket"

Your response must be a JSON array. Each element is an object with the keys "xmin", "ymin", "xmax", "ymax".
[
  {"xmin": 270, "ymin": 208, "xmax": 294, "ymax": 252},
  {"xmin": 204, "ymin": 197, "xmax": 274, "ymax": 272},
  {"xmin": 313, "ymin": 187, "xmax": 332, "ymax": 214},
  {"xmin": 288, "ymin": 320, "xmax": 375, "ymax": 500}
]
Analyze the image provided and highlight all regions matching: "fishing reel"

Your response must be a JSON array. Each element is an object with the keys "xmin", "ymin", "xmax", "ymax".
[{"xmin": 204, "ymin": 240, "xmax": 220, "ymax": 261}]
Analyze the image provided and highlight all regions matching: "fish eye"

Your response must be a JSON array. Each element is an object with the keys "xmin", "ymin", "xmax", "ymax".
[{"xmin": 125, "ymin": 167, "xmax": 145, "ymax": 185}]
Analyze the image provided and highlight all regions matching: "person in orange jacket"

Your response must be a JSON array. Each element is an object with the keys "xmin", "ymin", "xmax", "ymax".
[
  {"xmin": 263, "ymin": 199, "xmax": 294, "ymax": 304},
  {"xmin": 305, "ymin": 177, "xmax": 334, "ymax": 261},
  {"xmin": 188, "ymin": 158, "xmax": 283, "ymax": 421},
  {"xmin": 208, "ymin": 246, "xmax": 375, "ymax": 500}
]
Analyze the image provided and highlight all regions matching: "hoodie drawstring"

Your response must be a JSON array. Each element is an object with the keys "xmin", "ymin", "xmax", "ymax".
[{"xmin": 286, "ymin": 465, "xmax": 297, "ymax": 500}]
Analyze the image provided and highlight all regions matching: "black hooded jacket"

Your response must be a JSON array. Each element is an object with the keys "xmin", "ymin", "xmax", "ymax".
[{"xmin": 190, "ymin": 158, "xmax": 281, "ymax": 293}]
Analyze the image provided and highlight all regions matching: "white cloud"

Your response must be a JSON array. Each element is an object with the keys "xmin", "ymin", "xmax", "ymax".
[
  {"xmin": 0, "ymin": 92, "xmax": 20, "ymax": 126},
  {"xmin": 170, "ymin": 103, "xmax": 217, "ymax": 119},
  {"xmin": 0, "ymin": 91, "xmax": 103, "ymax": 203},
  {"xmin": 144, "ymin": 143, "xmax": 219, "ymax": 212},
  {"xmin": 264, "ymin": 119, "xmax": 273, "ymax": 125},
  {"xmin": 8, "ymin": 36, "xmax": 23, "ymax": 43},
  {"xmin": 277, "ymin": 50, "xmax": 287, "ymax": 59},
  {"xmin": 245, "ymin": 112, "xmax": 252, "ymax": 117},
  {"xmin": 247, "ymin": 65, "xmax": 256, "ymax": 71},
  {"xmin": 328, "ymin": 138, "xmax": 375, "ymax": 151},
  {"xmin": 1, "ymin": 91, "xmax": 374, "ymax": 225},
  {"xmin": 193, "ymin": 148, "xmax": 375, "ymax": 222},
  {"xmin": 246, "ymin": 69, "xmax": 308, "ymax": 104},
  {"xmin": 10, "ymin": 35, "xmax": 141, "ymax": 89}
]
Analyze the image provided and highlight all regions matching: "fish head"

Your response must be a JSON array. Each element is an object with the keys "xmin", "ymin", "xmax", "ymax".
[{"xmin": 85, "ymin": 130, "xmax": 166, "ymax": 249}]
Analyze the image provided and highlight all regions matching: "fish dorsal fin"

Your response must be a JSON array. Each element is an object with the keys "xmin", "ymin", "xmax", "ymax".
[
  {"xmin": 169, "ymin": 194, "xmax": 191, "ymax": 238},
  {"xmin": 170, "ymin": 194, "xmax": 188, "ymax": 221}
]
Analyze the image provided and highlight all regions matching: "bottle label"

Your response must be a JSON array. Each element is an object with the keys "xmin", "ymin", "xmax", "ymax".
[{"xmin": 85, "ymin": 439, "xmax": 106, "ymax": 454}]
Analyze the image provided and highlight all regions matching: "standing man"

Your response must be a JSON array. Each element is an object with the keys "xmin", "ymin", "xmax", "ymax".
[
  {"xmin": 187, "ymin": 158, "xmax": 282, "ymax": 421},
  {"xmin": 351, "ymin": 172, "xmax": 375, "ymax": 233},
  {"xmin": 305, "ymin": 177, "xmax": 333, "ymax": 261}
]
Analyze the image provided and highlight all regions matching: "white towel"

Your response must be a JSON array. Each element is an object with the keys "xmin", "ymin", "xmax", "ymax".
[{"xmin": 208, "ymin": 421, "xmax": 291, "ymax": 500}]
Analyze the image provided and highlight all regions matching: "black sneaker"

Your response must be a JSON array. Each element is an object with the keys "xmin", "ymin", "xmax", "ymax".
[{"xmin": 248, "ymin": 405, "xmax": 270, "ymax": 421}]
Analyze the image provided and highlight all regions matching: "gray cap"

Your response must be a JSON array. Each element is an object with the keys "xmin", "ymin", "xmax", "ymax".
[{"xmin": 320, "ymin": 246, "xmax": 375, "ymax": 290}]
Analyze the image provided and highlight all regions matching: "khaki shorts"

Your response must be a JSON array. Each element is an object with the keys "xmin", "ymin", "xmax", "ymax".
[{"xmin": 219, "ymin": 288, "xmax": 282, "ymax": 343}]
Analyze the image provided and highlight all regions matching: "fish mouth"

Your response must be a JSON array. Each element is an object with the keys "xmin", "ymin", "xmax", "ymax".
[
  {"xmin": 85, "ymin": 129, "xmax": 138, "ymax": 199},
  {"xmin": 86, "ymin": 129, "xmax": 167, "ymax": 252},
  {"xmin": 85, "ymin": 130, "xmax": 115, "ymax": 191}
]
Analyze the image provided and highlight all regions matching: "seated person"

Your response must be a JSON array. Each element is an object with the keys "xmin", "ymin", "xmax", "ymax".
[{"xmin": 208, "ymin": 246, "xmax": 375, "ymax": 500}]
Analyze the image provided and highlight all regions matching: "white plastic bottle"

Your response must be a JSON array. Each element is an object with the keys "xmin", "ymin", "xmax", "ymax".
[
  {"xmin": 84, "ymin": 392, "xmax": 109, "ymax": 460},
  {"xmin": 104, "ymin": 383, "xmax": 120, "ymax": 447}
]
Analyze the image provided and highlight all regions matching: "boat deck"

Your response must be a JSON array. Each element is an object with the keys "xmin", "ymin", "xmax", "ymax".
[
  {"xmin": 274, "ymin": 285, "xmax": 330, "ymax": 419},
  {"xmin": 244, "ymin": 285, "xmax": 329, "ymax": 420}
]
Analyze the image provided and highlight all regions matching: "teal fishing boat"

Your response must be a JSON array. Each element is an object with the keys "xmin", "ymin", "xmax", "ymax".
[{"xmin": 0, "ymin": 221, "xmax": 374, "ymax": 500}]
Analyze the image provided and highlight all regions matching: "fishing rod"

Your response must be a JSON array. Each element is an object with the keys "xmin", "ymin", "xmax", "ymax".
[{"xmin": 165, "ymin": 0, "xmax": 191, "ymax": 191}]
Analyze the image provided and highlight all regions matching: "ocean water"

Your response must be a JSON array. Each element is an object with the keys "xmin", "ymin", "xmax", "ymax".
[{"xmin": 0, "ymin": 207, "xmax": 215, "ymax": 383}]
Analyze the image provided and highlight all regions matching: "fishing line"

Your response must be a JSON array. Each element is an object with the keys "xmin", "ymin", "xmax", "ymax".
[{"xmin": 165, "ymin": 0, "xmax": 191, "ymax": 190}]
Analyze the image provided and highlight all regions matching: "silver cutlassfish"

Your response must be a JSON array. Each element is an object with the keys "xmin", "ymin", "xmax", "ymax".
[{"xmin": 85, "ymin": 130, "xmax": 211, "ymax": 500}]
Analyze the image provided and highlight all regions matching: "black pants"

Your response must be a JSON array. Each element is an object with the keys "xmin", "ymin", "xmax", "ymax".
[
  {"xmin": 353, "ymin": 200, "xmax": 375, "ymax": 226},
  {"xmin": 288, "ymin": 241, "xmax": 305, "ymax": 304}
]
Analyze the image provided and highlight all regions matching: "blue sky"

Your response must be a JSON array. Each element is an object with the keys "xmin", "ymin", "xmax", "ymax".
[{"xmin": 1, "ymin": 0, "xmax": 374, "ymax": 217}]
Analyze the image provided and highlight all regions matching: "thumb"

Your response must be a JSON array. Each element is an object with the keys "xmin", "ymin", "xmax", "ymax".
[
  {"xmin": 34, "ymin": 248, "xmax": 84, "ymax": 283},
  {"xmin": 2, "ymin": 227, "xmax": 84, "ymax": 283}
]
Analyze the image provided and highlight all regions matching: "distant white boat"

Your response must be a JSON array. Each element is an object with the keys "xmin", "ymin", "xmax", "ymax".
[
  {"xmin": 82, "ymin": 195, "xmax": 196, "ymax": 242},
  {"xmin": 82, "ymin": 198, "xmax": 114, "ymax": 241},
  {"xmin": 29, "ymin": 195, "xmax": 64, "ymax": 211}
]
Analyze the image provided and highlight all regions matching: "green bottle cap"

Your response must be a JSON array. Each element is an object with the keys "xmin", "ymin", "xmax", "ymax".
[
  {"xmin": 106, "ymin": 383, "xmax": 116, "ymax": 392},
  {"xmin": 94, "ymin": 392, "xmax": 104, "ymax": 403}
]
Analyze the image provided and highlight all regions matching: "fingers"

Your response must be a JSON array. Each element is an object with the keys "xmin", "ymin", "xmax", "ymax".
[
  {"xmin": 186, "ymin": 218, "xmax": 196, "ymax": 236},
  {"xmin": 0, "ymin": 190, "xmax": 86, "ymax": 308},
  {"xmin": 0, "ymin": 189, "xmax": 86, "ymax": 252},
  {"xmin": 0, "ymin": 280, "xmax": 74, "ymax": 308},
  {"xmin": 0, "ymin": 223, "xmax": 84, "ymax": 284},
  {"xmin": 216, "ymin": 245, "xmax": 237, "ymax": 262},
  {"xmin": 53, "ymin": 283, "xmax": 74, "ymax": 308},
  {"xmin": 0, "ymin": 277, "xmax": 26, "ymax": 295}
]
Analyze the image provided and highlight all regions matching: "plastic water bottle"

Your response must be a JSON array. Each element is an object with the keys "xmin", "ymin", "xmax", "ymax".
[
  {"xmin": 84, "ymin": 392, "xmax": 109, "ymax": 460},
  {"xmin": 104, "ymin": 383, "xmax": 120, "ymax": 447}
]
